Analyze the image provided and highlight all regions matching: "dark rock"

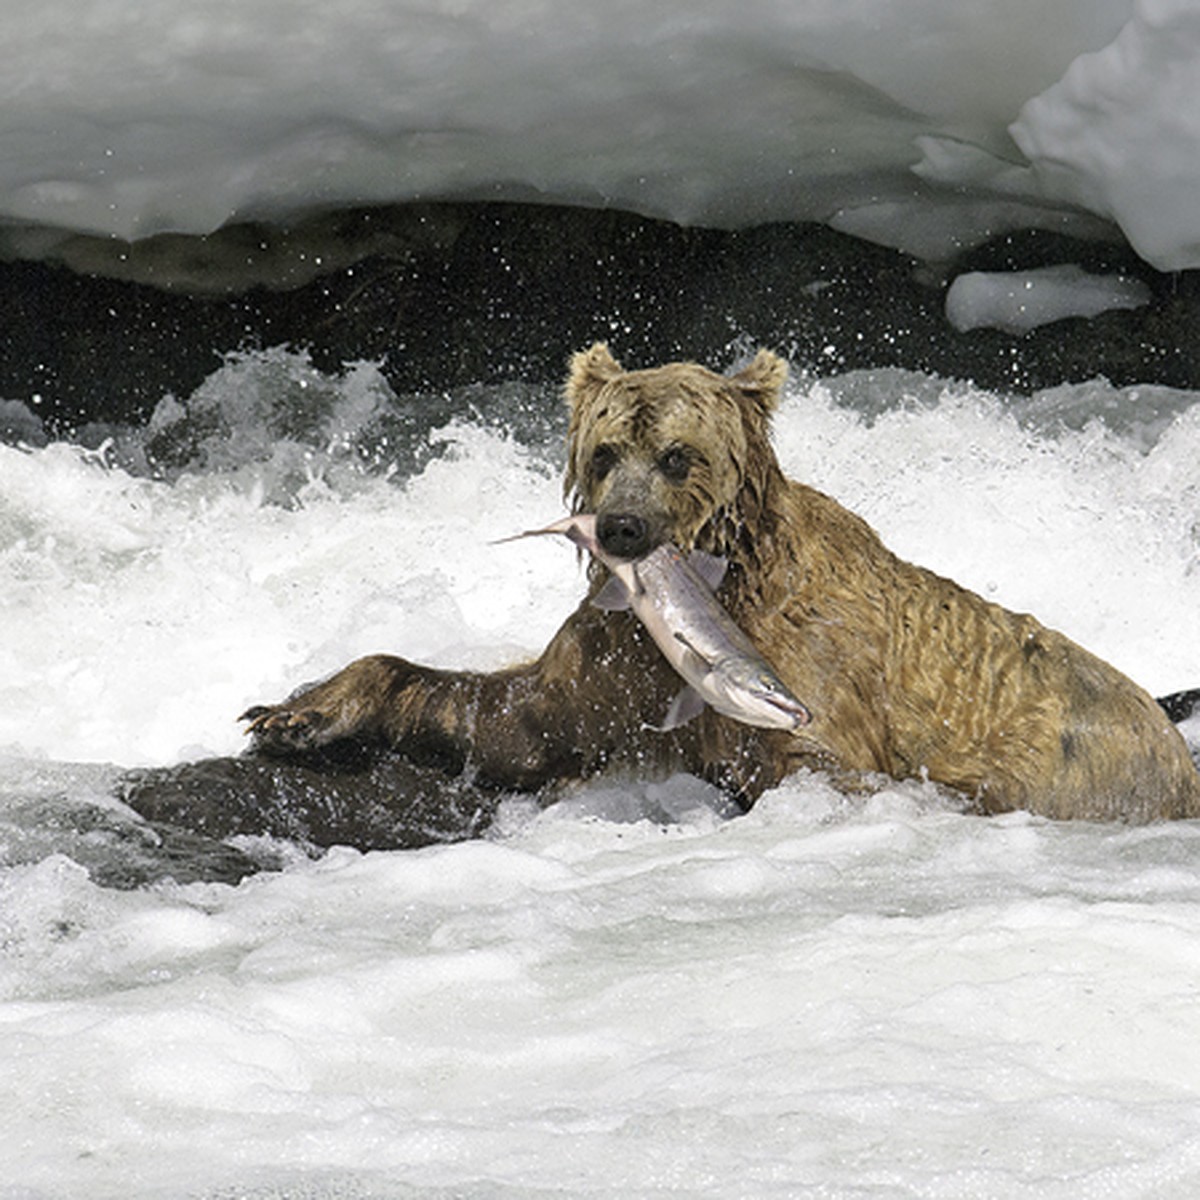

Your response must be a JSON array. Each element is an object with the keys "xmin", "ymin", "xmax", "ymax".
[
  {"xmin": 1158, "ymin": 689, "xmax": 1200, "ymax": 724},
  {"xmin": 0, "ymin": 794, "xmax": 262, "ymax": 889},
  {"xmin": 118, "ymin": 751, "xmax": 504, "ymax": 862}
]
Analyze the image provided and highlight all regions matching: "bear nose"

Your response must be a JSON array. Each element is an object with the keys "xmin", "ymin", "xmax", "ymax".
[{"xmin": 597, "ymin": 513, "xmax": 651, "ymax": 559}]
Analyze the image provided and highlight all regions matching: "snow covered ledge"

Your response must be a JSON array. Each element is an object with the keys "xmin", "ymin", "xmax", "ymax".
[
  {"xmin": 1009, "ymin": 0, "xmax": 1200, "ymax": 271},
  {"xmin": 1, "ymin": 1, "xmax": 1199, "ymax": 273},
  {"xmin": 945, "ymin": 266, "xmax": 1152, "ymax": 335}
]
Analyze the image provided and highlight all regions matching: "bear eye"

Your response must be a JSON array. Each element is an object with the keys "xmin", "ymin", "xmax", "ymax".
[
  {"xmin": 657, "ymin": 446, "xmax": 691, "ymax": 483},
  {"xmin": 591, "ymin": 444, "xmax": 620, "ymax": 482}
]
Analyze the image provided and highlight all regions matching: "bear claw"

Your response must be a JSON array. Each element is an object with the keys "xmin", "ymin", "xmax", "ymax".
[{"xmin": 240, "ymin": 705, "xmax": 326, "ymax": 745}]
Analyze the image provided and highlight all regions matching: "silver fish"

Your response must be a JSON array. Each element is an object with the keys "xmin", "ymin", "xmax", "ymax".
[{"xmin": 502, "ymin": 514, "xmax": 812, "ymax": 732}]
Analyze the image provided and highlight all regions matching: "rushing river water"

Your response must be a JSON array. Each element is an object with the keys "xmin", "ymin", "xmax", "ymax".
[{"xmin": 3, "ymin": 348, "xmax": 1200, "ymax": 1198}]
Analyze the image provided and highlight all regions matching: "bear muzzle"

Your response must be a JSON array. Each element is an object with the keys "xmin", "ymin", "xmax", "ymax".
[
  {"xmin": 591, "ymin": 458, "xmax": 680, "ymax": 558},
  {"xmin": 596, "ymin": 512, "xmax": 654, "ymax": 559}
]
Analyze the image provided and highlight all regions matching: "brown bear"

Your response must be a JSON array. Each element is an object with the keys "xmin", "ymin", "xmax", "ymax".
[{"xmin": 243, "ymin": 344, "xmax": 1200, "ymax": 822}]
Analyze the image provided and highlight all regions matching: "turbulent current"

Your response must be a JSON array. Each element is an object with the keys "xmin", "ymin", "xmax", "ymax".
[{"xmin": 3, "ymin": 348, "xmax": 1200, "ymax": 1198}]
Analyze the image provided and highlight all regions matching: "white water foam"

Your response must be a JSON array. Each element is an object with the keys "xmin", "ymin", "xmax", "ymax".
[{"xmin": 2, "ymin": 353, "xmax": 1200, "ymax": 1197}]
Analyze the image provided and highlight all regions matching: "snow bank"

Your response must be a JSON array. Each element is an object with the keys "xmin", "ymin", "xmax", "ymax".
[
  {"xmin": 4, "ymin": 1, "xmax": 1200, "ymax": 269},
  {"xmin": 1011, "ymin": 0, "xmax": 1200, "ymax": 269},
  {"xmin": 945, "ymin": 265, "xmax": 1151, "ymax": 334}
]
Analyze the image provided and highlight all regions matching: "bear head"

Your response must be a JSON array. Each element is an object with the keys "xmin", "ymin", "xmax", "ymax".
[{"xmin": 563, "ymin": 343, "xmax": 789, "ymax": 559}]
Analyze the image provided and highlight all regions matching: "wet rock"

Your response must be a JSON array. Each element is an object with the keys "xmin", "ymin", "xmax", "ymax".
[
  {"xmin": 118, "ymin": 751, "xmax": 503, "ymax": 863},
  {"xmin": 0, "ymin": 794, "xmax": 262, "ymax": 889}
]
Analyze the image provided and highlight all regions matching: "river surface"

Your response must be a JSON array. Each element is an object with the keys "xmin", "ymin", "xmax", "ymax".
[{"xmin": 3, "ymin": 350, "xmax": 1200, "ymax": 1197}]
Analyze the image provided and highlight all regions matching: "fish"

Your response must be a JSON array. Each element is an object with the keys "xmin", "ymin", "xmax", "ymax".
[{"xmin": 500, "ymin": 514, "xmax": 812, "ymax": 732}]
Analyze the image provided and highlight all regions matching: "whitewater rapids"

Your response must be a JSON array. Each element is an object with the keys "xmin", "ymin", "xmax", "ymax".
[{"xmin": 2, "ymin": 350, "xmax": 1200, "ymax": 1198}]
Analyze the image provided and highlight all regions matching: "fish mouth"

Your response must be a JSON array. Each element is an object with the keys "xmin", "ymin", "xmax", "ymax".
[{"xmin": 758, "ymin": 690, "xmax": 812, "ymax": 727}]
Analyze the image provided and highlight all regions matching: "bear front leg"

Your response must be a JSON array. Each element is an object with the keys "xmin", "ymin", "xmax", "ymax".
[
  {"xmin": 240, "ymin": 601, "xmax": 686, "ymax": 793},
  {"xmin": 240, "ymin": 646, "xmax": 609, "ymax": 790},
  {"xmin": 242, "ymin": 654, "xmax": 424, "ymax": 755}
]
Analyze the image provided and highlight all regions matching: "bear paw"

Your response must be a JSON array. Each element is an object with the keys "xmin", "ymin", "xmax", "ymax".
[{"xmin": 240, "ymin": 704, "xmax": 331, "ymax": 751}]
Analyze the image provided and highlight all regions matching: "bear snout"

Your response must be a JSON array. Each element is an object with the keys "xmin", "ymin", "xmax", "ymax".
[{"xmin": 596, "ymin": 512, "xmax": 654, "ymax": 559}]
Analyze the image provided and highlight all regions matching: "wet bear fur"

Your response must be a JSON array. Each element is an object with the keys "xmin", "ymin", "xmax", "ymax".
[{"xmin": 244, "ymin": 344, "xmax": 1200, "ymax": 821}]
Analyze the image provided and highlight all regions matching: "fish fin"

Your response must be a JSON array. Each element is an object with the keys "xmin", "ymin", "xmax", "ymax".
[
  {"xmin": 656, "ymin": 685, "xmax": 708, "ymax": 731},
  {"xmin": 687, "ymin": 550, "xmax": 727, "ymax": 592},
  {"xmin": 592, "ymin": 575, "xmax": 631, "ymax": 612}
]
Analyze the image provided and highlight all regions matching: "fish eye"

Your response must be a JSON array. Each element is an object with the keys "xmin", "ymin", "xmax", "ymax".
[
  {"xmin": 591, "ymin": 444, "xmax": 620, "ymax": 482},
  {"xmin": 658, "ymin": 446, "xmax": 691, "ymax": 483}
]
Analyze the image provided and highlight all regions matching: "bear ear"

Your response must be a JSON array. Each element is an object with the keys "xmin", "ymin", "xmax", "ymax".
[
  {"xmin": 566, "ymin": 342, "xmax": 624, "ymax": 409},
  {"xmin": 730, "ymin": 349, "xmax": 788, "ymax": 415}
]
